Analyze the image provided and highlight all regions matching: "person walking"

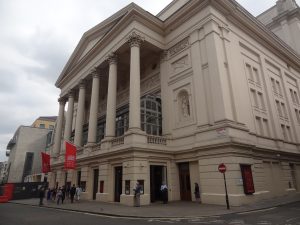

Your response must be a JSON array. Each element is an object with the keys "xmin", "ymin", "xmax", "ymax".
[
  {"xmin": 70, "ymin": 184, "xmax": 76, "ymax": 203},
  {"xmin": 38, "ymin": 187, "xmax": 45, "ymax": 206},
  {"xmin": 194, "ymin": 183, "xmax": 201, "ymax": 203},
  {"xmin": 56, "ymin": 187, "xmax": 62, "ymax": 205},
  {"xmin": 133, "ymin": 181, "xmax": 142, "ymax": 207},
  {"xmin": 75, "ymin": 186, "xmax": 82, "ymax": 201},
  {"xmin": 46, "ymin": 188, "xmax": 51, "ymax": 201},
  {"xmin": 61, "ymin": 186, "xmax": 66, "ymax": 204},
  {"xmin": 160, "ymin": 183, "xmax": 168, "ymax": 204}
]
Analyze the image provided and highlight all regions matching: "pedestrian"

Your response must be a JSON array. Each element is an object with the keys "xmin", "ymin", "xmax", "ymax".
[
  {"xmin": 56, "ymin": 187, "xmax": 62, "ymax": 205},
  {"xmin": 160, "ymin": 182, "xmax": 168, "ymax": 204},
  {"xmin": 133, "ymin": 181, "xmax": 142, "ymax": 207},
  {"xmin": 46, "ymin": 188, "xmax": 51, "ymax": 201},
  {"xmin": 66, "ymin": 185, "xmax": 70, "ymax": 200},
  {"xmin": 61, "ymin": 186, "xmax": 66, "ymax": 204},
  {"xmin": 70, "ymin": 184, "xmax": 76, "ymax": 203},
  {"xmin": 194, "ymin": 183, "xmax": 201, "ymax": 203},
  {"xmin": 52, "ymin": 188, "xmax": 57, "ymax": 201},
  {"xmin": 75, "ymin": 186, "xmax": 82, "ymax": 201},
  {"xmin": 38, "ymin": 186, "xmax": 45, "ymax": 206}
]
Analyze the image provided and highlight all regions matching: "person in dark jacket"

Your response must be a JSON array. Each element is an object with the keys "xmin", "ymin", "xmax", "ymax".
[
  {"xmin": 194, "ymin": 183, "xmax": 201, "ymax": 203},
  {"xmin": 61, "ymin": 186, "xmax": 66, "ymax": 204},
  {"xmin": 70, "ymin": 184, "xmax": 76, "ymax": 203},
  {"xmin": 160, "ymin": 183, "xmax": 168, "ymax": 204},
  {"xmin": 38, "ymin": 187, "xmax": 45, "ymax": 206}
]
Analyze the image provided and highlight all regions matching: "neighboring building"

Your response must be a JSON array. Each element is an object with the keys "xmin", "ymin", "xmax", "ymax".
[
  {"xmin": 257, "ymin": 0, "xmax": 300, "ymax": 56},
  {"xmin": 0, "ymin": 161, "xmax": 8, "ymax": 184},
  {"xmin": 49, "ymin": 0, "xmax": 300, "ymax": 206},
  {"xmin": 6, "ymin": 126, "xmax": 51, "ymax": 183},
  {"xmin": 32, "ymin": 116, "xmax": 57, "ymax": 130}
]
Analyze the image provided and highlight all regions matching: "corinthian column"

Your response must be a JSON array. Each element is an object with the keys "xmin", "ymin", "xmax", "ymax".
[
  {"xmin": 53, "ymin": 97, "xmax": 66, "ymax": 156},
  {"xmin": 127, "ymin": 32, "xmax": 144, "ymax": 130},
  {"xmin": 64, "ymin": 91, "xmax": 74, "ymax": 142},
  {"xmin": 87, "ymin": 69, "xmax": 100, "ymax": 144},
  {"xmin": 74, "ymin": 80, "xmax": 86, "ymax": 146},
  {"xmin": 105, "ymin": 53, "xmax": 117, "ymax": 138}
]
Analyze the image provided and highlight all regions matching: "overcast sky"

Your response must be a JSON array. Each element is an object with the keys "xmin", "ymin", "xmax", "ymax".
[{"xmin": 0, "ymin": 0, "xmax": 299, "ymax": 162}]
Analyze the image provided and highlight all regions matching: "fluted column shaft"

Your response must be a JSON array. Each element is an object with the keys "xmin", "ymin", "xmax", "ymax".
[
  {"xmin": 87, "ymin": 72, "xmax": 100, "ymax": 143},
  {"xmin": 53, "ymin": 98, "xmax": 65, "ymax": 156},
  {"xmin": 105, "ymin": 54, "xmax": 117, "ymax": 138},
  {"xmin": 74, "ymin": 81, "xmax": 86, "ymax": 146},
  {"xmin": 128, "ymin": 32, "xmax": 143, "ymax": 130},
  {"xmin": 64, "ymin": 92, "xmax": 74, "ymax": 142}
]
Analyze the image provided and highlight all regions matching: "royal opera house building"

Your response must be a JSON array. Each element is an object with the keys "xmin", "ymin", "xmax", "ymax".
[{"xmin": 49, "ymin": 0, "xmax": 300, "ymax": 206}]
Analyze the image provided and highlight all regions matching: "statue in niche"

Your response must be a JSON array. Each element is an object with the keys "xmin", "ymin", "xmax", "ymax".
[{"xmin": 179, "ymin": 91, "xmax": 190, "ymax": 119}]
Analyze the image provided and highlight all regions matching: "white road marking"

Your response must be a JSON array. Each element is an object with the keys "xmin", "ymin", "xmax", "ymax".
[{"xmin": 237, "ymin": 207, "xmax": 277, "ymax": 215}]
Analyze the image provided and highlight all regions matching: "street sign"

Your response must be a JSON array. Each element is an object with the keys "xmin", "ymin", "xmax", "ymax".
[{"xmin": 218, "ymin": 163, "xmax": 226, "ymax": 173}]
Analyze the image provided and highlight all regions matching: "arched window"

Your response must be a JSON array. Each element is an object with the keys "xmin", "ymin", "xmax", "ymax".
[{"xmin": 141, "ymin": 95, "xmax": 162, "ymax": 136}]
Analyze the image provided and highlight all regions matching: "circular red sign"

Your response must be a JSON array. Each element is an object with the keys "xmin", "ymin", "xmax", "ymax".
[{"xmin": 218, "ymin": 163, "xmax": 226, "ymax": 173}]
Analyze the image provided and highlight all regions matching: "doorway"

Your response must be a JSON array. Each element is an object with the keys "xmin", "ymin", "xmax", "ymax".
[
  {"xmin": 114, "ymin": 166, "xmax": 123, "ymax": 202},
  {"xmin": 150, "ymin": 165, "xmax": 167, "ymax": 202},
  {"xmin": 93, "ymin": 169, "xmax": 99, "ymax": 200},
  {"xmin": 178, "ymin": 163, "xmax": 191, "ymax": 201}
]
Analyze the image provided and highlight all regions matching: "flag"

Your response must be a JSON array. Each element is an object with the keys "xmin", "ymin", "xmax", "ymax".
[
  {"xmin": 64, "ymin": 141, "xmax": 77, "ymax": 169},
  {"xmin": 41, "ymin": 152, "xmax": 51, "ymax": 173}
]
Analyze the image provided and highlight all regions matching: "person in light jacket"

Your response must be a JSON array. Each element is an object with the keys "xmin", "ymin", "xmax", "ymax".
[{"xmin": 133, "ymin": 182, "xmax": 142, "ymax": 207}]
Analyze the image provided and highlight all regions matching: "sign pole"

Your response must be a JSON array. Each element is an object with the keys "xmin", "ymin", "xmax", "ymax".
[{"xmin": 223, "ymin": 172, "xmax": 230, "ymax": 210}]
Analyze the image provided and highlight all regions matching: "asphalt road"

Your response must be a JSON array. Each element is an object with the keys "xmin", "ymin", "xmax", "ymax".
[{"xmin": 0, "ymin": 202, "xmax": 299, "ymax": 225}]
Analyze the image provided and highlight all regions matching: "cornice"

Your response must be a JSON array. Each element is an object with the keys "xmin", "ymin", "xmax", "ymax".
[
  {"xmin": 56, "ymin": 7, "xmax": 164, "ymax": 89},
  {"xmin": 214, "ymin": 0, "xmax": 300, "ymax": 71}
]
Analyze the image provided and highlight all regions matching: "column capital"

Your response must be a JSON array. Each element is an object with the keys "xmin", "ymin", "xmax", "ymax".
[
  {"xmin": 107, "ymin": 52, "xmax": 118, "ymax": 65},
  {"xmin": 127, "ymin": 32, "xmax": 144, "ymax": 48},
  {"xmin": 67, "ymin": 90, "xmax": 74, "ymax": 98},
  {"xmin": 78, "ymin": 79, "xmax": 86, "ymax": 89},
  {"xmin": 58, "ymin": 97, "xmax": 66, "ymax": 104},
  {"xmin": 90, "ymin": 68, "xmax": 100, "ymax": 79},
  {"xmin": 160, "ymin": 50, "xmax": 168, "ymax": 63}
]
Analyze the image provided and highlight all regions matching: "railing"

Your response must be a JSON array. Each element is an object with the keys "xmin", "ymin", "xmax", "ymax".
[
  {"xmin": 77, "ymin": 147, "xmax": 84, "ymax": 155},
  {"xmin": 147, "ymin": 135, "xmax": 167, "ymax": 145},
  {"xmin": 111, "ymin": 136, "xmax": 124, "ymax": 147},
  {"xmin": 91, "ymin": 143, "xmax": 101, "ymax": 152}
]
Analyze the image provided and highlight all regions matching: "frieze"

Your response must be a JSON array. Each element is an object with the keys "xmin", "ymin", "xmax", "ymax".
[
  {"xmin": 171, "ymin": 55, "xmax": 189, "ymax": 73},
  {"xmin": 141, "ymin": 73, "xmax": 160, "ymax": 93},
  {"xmin": 168, "ymin": 37, "xmax": 190, "ymax": 58}
]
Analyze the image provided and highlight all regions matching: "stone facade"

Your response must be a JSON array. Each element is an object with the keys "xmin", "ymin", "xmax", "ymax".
[
  {"xmin": 6, "ymin": 126, "xmax": 51, "ymax": 183},
  {"xmin": 50, "ymin": 0, "xmax": 300, "ymax": 206}
]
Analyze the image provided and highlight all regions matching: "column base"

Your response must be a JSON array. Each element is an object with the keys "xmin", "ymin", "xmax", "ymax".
[{"xmin": 124, "ymin": 129, "xmax": 147, "ymax": 145}]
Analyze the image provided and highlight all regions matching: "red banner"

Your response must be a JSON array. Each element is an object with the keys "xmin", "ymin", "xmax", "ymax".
[
  {"xmin": 64, "ymin": 141, "xmax": 77, "ymax": 169},
  {"xmin": 41, "ymin": 152, "xmax": 51, "ymax": 173}
]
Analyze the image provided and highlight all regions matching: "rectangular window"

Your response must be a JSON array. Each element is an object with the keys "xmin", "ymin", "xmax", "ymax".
[
  {"xmin": 286, "ymin": 126, "xmax": 292, "ymax": 142},
  {"xmin": 290, "ymin": 89, "xmax": 295, "ymax": 103},
  {"xmin": 276, "ymin": 80, "xmax": 282, "ymax": 95},
  {"xmin": 276, "ymin": 100, "xmax": 282, "ymax": 117},
  {"xmin": 253, "ymin": 67, "xmax": 260, "ymax": 84},
  {"xmin": 258, "ymin": 92, "xmax": 265, "ymax": 110},
  {"xmin": 294, "ymin": 91, "xmax": 299, "ymax": 104},
  {"xmin": 281, "ymin": 124, "xmax": 287, "ymax": 140},
  {"xmin": 22, "ymin": 152, "xmax": 34, "ymax": 181},
  {"xmin": 295, "ymin": 109, "xmax": 300, "ymax": 124},
  {"xmin": 39, "ymin": 124, "xmax": 45, "ymax": 128},
  {"xmin": 100, "ymin": 181, "xmax": 104, "ymax": 193},
  {"xmin": 262, "ymin": 119, "xmax": 270, "ymax": 137},
  {"xmin": 256, "ymin": 117, "xmax": 263, "ymax": 136},
  {"xmin": 271, "ymin": 78, "xmax": 276, "ymax": 93},
  {"xmin": 246, "ymin": 64, "xmax": 254, "ymax": 81},
  {"xmin": 251, "ymin": 89, "xmax": 258, "ymax": 107},
  {"xmin": 281, "ymin": 103, "xmax": 287, "ymax": 118},
  {"xmin": 240, "ymin": 164, "xmax": 255, "ymax": 195}
]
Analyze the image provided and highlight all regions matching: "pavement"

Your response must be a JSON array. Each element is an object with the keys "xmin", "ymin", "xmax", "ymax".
[{"xmin": 8, "ymin": 194, "xmax": 300, "ymax": 219}]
